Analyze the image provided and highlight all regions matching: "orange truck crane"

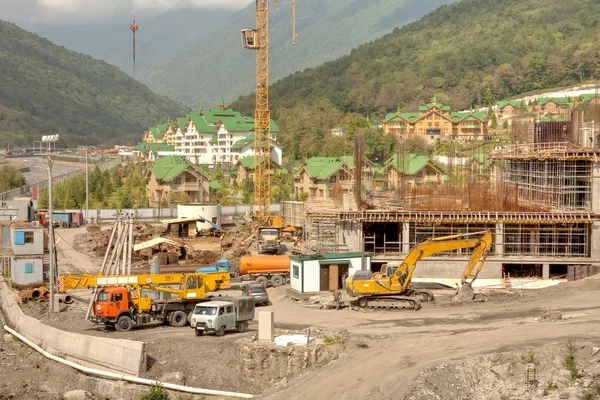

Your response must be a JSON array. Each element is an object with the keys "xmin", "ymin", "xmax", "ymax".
[{"xmin": 59, "ymin": 271, "xmax": 230, "ymax": 331}]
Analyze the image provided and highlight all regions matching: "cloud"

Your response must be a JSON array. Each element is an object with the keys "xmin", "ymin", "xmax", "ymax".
[{"xmin": 0, "ymin": 0, "xmax": 251, "ymax": 25}]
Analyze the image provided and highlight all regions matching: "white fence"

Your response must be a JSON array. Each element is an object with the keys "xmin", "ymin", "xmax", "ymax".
[{"xmin": 56, "ymin": 204, "xmax": 282, "ymax": 223}]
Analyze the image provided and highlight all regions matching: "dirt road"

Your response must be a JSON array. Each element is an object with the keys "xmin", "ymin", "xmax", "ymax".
[
  {"xmin": 11, "ymin": 277, "xmax": 600, "ymax": 399},
  {"xmin": 260, "ymin": 280, "xmax": 600, "ymax": 400},
  {"xmin": 54, "ymin": 227, "xmax": 102, "ymax": 275}
]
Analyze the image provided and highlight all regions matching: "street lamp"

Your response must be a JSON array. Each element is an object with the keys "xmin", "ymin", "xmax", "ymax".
[{"xmin": 42, "ymin": 134, "xmax": 59, "ymax": 313}]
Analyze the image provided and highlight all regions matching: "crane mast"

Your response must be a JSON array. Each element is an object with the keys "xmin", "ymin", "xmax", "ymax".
[{"xmin": 242, "ymin": 0, "xmax": 273, "ymax": 224}]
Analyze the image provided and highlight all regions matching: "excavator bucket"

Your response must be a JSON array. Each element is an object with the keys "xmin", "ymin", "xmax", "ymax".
[{"xmin": 453, "ymin": 283, "xmax": 475, "ymax": 303}]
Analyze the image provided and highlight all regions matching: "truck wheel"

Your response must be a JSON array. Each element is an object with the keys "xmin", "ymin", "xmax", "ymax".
[
  {"xmin": 215, "ymin": 326, "xmax": 226, "ymax": 337},
  {"xmin": 256, "ymin": 276, "xmax": 268, "ymax": 287},
  {"xmin": 270, "ymin": 274, "xmax": 284, "ymax": 287},
  {"xmin": 237, "ymin": 321, "xmax": 248, "ymax": 333},
  {"xmin": 169, "ymin": 311, "xmax": 188, "ymax": 327},
  {"xmin": 194, "ymin": 328, "xmax": 204, "ymax": 337},
  {"xmin": 115, "ymin": 315, "xmax": 133, "ymax": 332},
  {"xmin": 357, "ymin": 298, "xmax": 368, "ymax": 308}
]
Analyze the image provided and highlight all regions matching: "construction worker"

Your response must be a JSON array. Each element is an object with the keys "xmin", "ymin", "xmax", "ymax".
[{"xmin": 333, "ymin": 287, "xmax": 341, "ymax": 311}]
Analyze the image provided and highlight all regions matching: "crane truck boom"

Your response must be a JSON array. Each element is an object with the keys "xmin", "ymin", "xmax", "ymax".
[
  {"xmin": 346, "ymin": 230, "xmax": 492, "ymax": 310},
  {"xmin": 91, "ymin": 271, "xmax": 231, "ymax": 331}
]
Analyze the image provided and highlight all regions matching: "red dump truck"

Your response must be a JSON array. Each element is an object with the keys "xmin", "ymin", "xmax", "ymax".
[{"xmin": 239, "ymin": 255, "xmax": 290, "ymax": 287}]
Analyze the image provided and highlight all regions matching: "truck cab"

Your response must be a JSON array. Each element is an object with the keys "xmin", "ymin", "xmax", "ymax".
[
  {"xmin": 195, "ymin": 259, "xmax": 230, "ymax": 275},
  {"xmin": 94, "ymin": 287, "xmax": 130, "ymax": 321},
  {"xmin": 258, "ymin": 227, "xmax": 282, "ymax": 254},
  {"xmin": 190, "ymin": 297, "xmax": 254, "ymax": 337}
]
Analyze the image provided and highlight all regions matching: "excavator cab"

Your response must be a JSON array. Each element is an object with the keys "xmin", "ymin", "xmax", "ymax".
[{"xmin": 241, "ymin": 29, "xmax": 258, "ymax": 49}]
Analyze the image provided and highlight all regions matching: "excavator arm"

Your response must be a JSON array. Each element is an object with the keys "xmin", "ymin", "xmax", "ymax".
[{"xmin": 392, "ymin": 230, "xmax": 492, "ymax": 291}]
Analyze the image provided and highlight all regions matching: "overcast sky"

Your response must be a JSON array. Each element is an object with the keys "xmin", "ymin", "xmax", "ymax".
[{"xmin": 0, "ymin": 0, "xmax": 252, "ymax": 26}]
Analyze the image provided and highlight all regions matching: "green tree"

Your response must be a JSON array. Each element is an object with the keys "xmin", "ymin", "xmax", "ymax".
[
  {"xmin": 118, "ymin": 186, "xmax": 133, "ymax": 208},
  {"xmin": 0, "ymin": 165, "xmax": 26, "ymax": 192},
  {"xmin": 168, "ymin": 191, "xmax": 190, "ymax": 205}
]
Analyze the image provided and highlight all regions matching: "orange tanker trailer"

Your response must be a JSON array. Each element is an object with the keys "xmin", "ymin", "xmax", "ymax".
[{"xmin": 239, "ymin": 255, "xmax": 290, "ymax": 288}]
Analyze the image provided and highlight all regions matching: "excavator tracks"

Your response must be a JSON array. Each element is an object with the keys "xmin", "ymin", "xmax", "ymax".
[{"xmin": 356, "ymin": 296, "xmax": 422, "ymax": 311}]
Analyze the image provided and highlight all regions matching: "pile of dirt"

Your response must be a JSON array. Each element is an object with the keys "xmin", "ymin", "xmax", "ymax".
[
  {"xmin": 404, "ymin": 341, "xmax": 600, "ymax": 400},
  {"xmin": 184, "ymin": 250, "xmax": 220, "ymax": 265}
]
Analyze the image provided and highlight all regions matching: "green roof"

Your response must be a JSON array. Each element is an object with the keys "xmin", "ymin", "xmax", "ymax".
[
  {"xmin": 209, "ymin": 181, "xmax": 221, "ymax": 190},
  {"xmin": 209, "ymin": 133, "xmax": 218, "ymax": 144},
  {"xmin": 188, "ymin": 112, "xmax": 214, "ymax": 133},
  {"xmin": 302, "ymin": 157, "xmax": 348, "ymax": 180},
  {"xmin": 461, "ymin": 125, "xmax": 481, "ymax": 129},
  {"xmin": 238, "ymin": 156, "xmax": 256, "ymax": 169},
  {"xmin": 150, "ymin": 155, "xmax": 208, "ymax": 182},
  {"xmin": 383, "ymin": 112, "xmax": 421, "ymax": 123},
  {"xmin": 497, "ymin": 100, "xmax": 525, "ymax": 109},
  {"xmin": 149, "ymin": 127, "xmax": 161, "ymax": 139},
  {"xmin": 176, "ymin": 117, "xmax": 188, "ymax": 131},
  {"xmin": 386, "ymin": 154, "xmax": 446, "ymax": 175},
  {"xmin": 232, "ymin": 134, "xmax": 254, "ymax": 149},
  {"xmin": 537, "ymin": 97, "xmax": 570, "ymax": 106},
  {"xmin": 580, "ymin": 94, "xmax": 600, "ymax": 102},
  {"xmin": 339, "ymin": 156, "xmax": 355, "ymax": 168},
  {"xmin": 134, "ymin": 142, "xmax": 174, "ymax": 152},
  {"xmin": 448, "ymin": 111, "xmax": 486, "ymax": 122},
  {"xmin": 419, "ymin": 96, "xmax": 451, "ymax": 112}
]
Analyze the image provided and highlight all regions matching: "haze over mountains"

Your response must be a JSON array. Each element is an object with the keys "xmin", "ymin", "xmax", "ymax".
[
  {"xmin": 0, "ymin": 20, "xmax": 189, "ymax": 146},
  {"xmin": 29, "ymin": 0, "xmax": 456, "ymax": 107}
]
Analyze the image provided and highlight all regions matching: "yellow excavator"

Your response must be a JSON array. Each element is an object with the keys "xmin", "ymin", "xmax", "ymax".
[{"xmin": 345, "ymin": 230, "xmax": 492, "ymax": 310}]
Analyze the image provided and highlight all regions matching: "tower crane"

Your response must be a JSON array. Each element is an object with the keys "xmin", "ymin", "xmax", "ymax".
[
  {"xmin": 241, "ymin": 1, "xmax": 277, "ymax": 225},
  {"xmin": 242, "ymin": 1, "xmax": 296, "ymax": 225}
]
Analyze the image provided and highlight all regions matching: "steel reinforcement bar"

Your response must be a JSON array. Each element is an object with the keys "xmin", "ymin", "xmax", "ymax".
[{"xmin": 306, "ymin": 210, "xmax": 599, "ymax": 224}]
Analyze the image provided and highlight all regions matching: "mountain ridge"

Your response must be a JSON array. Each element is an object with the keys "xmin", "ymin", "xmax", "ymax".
[{"xmin": 0, "ymin": 19, "xmax": 190, "ymax": 146}]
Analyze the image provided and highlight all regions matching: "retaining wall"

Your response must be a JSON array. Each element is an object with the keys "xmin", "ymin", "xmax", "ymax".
[{"xmin": 0, "ymin": 278, "xmax": 146, "ymax": 375}]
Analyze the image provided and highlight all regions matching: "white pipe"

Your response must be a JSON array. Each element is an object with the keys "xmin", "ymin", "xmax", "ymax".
[{"xmin": 2, "ymin": 325, "xmax": 254, "ymax": 399}]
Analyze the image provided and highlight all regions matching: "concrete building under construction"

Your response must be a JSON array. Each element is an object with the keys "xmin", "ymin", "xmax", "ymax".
[{"xmin": 299, "ymin": 138, "xmax": 600, "ymax": 285}]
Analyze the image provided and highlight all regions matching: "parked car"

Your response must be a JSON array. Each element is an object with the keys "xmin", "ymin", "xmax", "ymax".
[{"xmin": 241, "ymin": 283, "xmax": 269, "ymax": 306}]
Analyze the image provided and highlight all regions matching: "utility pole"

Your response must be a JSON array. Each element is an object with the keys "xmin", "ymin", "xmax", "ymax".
[
  {"xmin": 85, "ymin": 149, "xmax": 89, "ymax": 223},
  {"xmin": 47, "ymin": 154, "xmax": 55, "ymax": 312}
]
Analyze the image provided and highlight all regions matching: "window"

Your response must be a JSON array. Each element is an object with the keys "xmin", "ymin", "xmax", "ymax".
[
  {"xmin": 25, "ymin": 263, "xmax": 33, "ymax": 274},
  {"xmin": 174, "ymin": 177, "xmax": 182, "ymax": 184},
  {"xmin": 14, "ymin": 231, "xmax": 24, "ymax": 245},
  {"xmin": 112, "ymin": 293, "xmax": 123, "ymax": 302},
  {"xmin": 226, "ymin": 306, "xmax": 233, "ymax": 313},
  {"xmin": 293, "ymin": 265, "xmax": 299, "ymax": 279},
  {"xmin": 24, "ymin": 232, "xmax": 34, "ymax": 244},
  {"xmin": 186, "ymin": 277, "xmax": 198, "ymax": 289}
]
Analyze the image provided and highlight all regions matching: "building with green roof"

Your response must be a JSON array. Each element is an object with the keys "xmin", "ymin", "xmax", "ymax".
[
  {"xmin": 536, "ymin": 97, "xmax": 571, "ymax": 115},
  {"xmin": 145, "ymin": 155, "xmax": 212, "ymax": 206},
  {"xmin": 155, "ymin": 101, "xmax": 284, "ymax": 168},
  {"xmin": 133, "ymin": 142, "xmax": 175, "ymax": 161},
  {"xmin": 579, "ymin": 93, "xmax": 600, "ymax": 105},
  {"xmin": 382, "ymin": 95, "xmax": 488, "ymax": 140},
  {"xmin": 293, "ymin": 156, "xmax": 360, "ymax": 201},
  {"xmin": 384, "ymin": 154, "xmax": 447, "ymax": 190}
]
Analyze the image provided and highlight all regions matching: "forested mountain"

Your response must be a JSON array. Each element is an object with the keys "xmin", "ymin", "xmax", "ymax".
[
  {"xmin": 229, "ymin": 0, "xmax": 600, "ymax": 160},
  {"xmin": 143, "ymin": 0, "xmax": 456, "ymax": 107},
  {"xmin": 31, "ymin": 8, "xmax": 232, "ymax": 78},
  {"xmin": 0, "ymin": 20, "xmax": 189, "ymax": 146}
]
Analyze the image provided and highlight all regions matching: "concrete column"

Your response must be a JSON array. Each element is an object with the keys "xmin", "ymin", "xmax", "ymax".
[
  {"xmin": 592, "ymin": 163, "xmax": 600, "ymax": 213},
  {"xmin": 542, "ymin": 264, "xmax": 550, "ymax": 280},
  {"xmin": 258, "ymin": 311, "xmax": 274, "ymax": 343},
  {"xmin": 495, "ymin": 223, "xmax": 504, "ymax": 256},
  {"xmin": 590, "ymin": 221, "xmax": 600, "ymax": 259},
  {"xmin": 402, "ymin": 222, "xmax": 410, "ymax": 254}
]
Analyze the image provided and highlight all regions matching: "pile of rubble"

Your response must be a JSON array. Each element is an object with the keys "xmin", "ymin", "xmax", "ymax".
[
  {"xmin": 73, "ymin": 224, "xmax": 155, "ymax": 256},
  {"xmin": 184, "ymin": 250, "xmax": 220, "ymax": 265}
]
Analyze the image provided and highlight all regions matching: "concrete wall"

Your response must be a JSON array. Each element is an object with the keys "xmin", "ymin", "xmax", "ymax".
[
  {"xmin": 0, "ymin": 277, "xmax": 146, "ymax": 375},
  {"xmin": 410, "ymin": 259, "xmax": 503, "ymax": 279}
]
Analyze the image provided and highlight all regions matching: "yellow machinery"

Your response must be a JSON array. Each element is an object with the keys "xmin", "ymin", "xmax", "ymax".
[
  {"xmin": 58, "ymin": 271, "xmax": 230, "ymax": 299},
  {"xmin": 346, "ymin": 230, "xmax": 492, "ymax": 310}
]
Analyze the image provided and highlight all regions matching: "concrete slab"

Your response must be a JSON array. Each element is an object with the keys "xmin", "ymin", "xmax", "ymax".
[{"xmin": 259, "ymin": 311, "xmax": 274, "ymax": 343}]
